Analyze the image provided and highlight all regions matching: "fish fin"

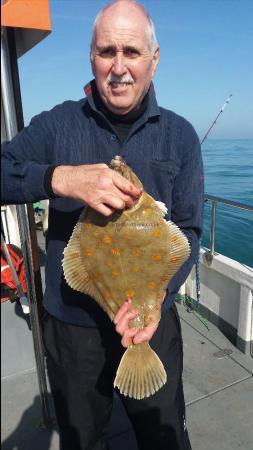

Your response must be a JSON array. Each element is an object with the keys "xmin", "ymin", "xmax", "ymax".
[
  {"xmin": 165, "ymin": 221, "xmax": 191, "ymax": 279},
  {"xmin": 114, "ymin": 342, "xmax": 166, "ymax": 399},
  {"xmin": 62, "ymin": 222, "xmax": 96, "ymax": 295},
  {"xmin": 62, "ymin": 222, "xmax": 115, "ymax": 320},
  {"xmin": 155, "ymin": 201, "xmax": 168, "ymax": 216}
]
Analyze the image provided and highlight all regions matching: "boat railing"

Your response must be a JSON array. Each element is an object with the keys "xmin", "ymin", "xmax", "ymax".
[{"xmin": 204, "ymin": 194, "xmax": 253, "ymax": 262}]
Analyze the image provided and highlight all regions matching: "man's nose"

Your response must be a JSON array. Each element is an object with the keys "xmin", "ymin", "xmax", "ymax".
[{"xmin": 112, "ymin": 52, "xmax": 127, "ymax": 75}]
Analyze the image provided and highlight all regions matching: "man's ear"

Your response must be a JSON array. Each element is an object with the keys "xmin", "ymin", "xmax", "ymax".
[
  {"xmin": 151, "ymin": 46, "xmax": 160, "ymax": 77},
  {"xmin": 90, "ymin": 54, "xmax": 95, "ymax": 76}
]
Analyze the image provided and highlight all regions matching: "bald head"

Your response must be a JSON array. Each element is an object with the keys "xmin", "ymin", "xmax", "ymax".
[
  {"xmin": 90, "ymin": 0, "xmax": 158, "ymax": 59},
  {"xmin": 90, "ymin": 0, "xmax": 159, "ymax": 115}
]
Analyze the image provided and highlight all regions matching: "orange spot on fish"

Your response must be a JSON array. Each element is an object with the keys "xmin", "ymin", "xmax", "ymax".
[
  {"xmin": 171, "ymin": 236, "xmax": 178, "ymax": 242},
  {"xmin": 86, "ymin": 248, "xmax": 93, "ymax": 257},
  {"xmin": 123, "ymin": 233, "xmax": 131, "ymax": 240},
  {"xmin": 133, "ymin": 247, "xmax": 141, "ymax": 256},
  {"xmin": 104, "ymin": 289, "xmax": 112, "ymax": 298},
  {"xmin": 103, "ymin": 234, "xmax": 112, "ymax": 244},
  {"xmin": 92, "ymin": 230, "xmax": 99, "ymax": 237},
  {"xmin": 84, "ymin": 223, "xmax": 92, "ymax": 229},
  {"xmin": 83, "ymin": 275, "xmax": 91, "ymax": 283},
  {"xmin": 152, "ymin": 254, "xmax": 161, "ymax": 261},
  {"xmin": 152, "ymin": 229, "xmax": 161, "ymax": 237},
  {"xmin": 132, "ymin": 265, "xmax": 140, "ymax": 273},
  {"xmin": 160, "ymin": 275, "xmax": 168, "ymax": 282},
  {"xmin": 111, "ymin": 270, "xmax": 119, "ymax": 277},
  {"xmin": 126, "ymin": 290, "xmax": 135, "ymax": 298},
  {"xmin": 94, "ymin": 271, "xmax": 102, "ymax": 280},
  {"xmin": 111, "ymin": 248, "xmax": 120, "ymax": 256},
  {"xmin": 148, "ymin": 282, "xmax": 156, "ymax": 289},
  {"xmin": 70, "ymin": 252, "xmax": 80, "ymax": 258},
  {"xmin": 170, "ymin": 256, "xmax": 178, "ymax": 263},
  {"xmin": 144, "ymin": 208, "xmax": 152, "ymax": 215}
]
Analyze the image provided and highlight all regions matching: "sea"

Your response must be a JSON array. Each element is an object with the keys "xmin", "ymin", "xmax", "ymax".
[{"xmin": 201, "ymin": 139, "xmax": 253, "ymax": 268}]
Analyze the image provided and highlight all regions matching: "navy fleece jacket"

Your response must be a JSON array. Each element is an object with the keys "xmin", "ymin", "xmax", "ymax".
[{"xmin": 1, "ymin": 81, "xmax": 204, "ymax": 326}]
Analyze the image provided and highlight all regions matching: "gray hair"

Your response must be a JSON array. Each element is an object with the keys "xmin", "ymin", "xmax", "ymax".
[{"xmin": 90, "ymin": 0, "xmax": 158, "ymax": 60}]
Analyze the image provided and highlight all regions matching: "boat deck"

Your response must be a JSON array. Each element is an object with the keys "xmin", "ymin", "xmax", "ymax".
[{"xmin": 1, "ymin": 231, "xmax": 253, "ymax": 450}]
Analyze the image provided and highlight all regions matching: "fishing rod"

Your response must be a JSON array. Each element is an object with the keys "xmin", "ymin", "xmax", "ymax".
[
  {"xmin": 191, "ymin": 94, "xmax": 233, "ymax": 317},
  {"xmin": 201, "ymin": 94, "xmax": 233, "ymax": 145}
]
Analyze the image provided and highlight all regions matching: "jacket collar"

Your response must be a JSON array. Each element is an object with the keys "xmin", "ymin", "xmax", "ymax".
[{"xmin": 83, "ymin": 79, "xmax": 160, "ymax": 121}]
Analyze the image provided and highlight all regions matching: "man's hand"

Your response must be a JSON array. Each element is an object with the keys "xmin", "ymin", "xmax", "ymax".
[
  {"xmin": 51, "ymin": 164, "xmax": 142, "ymax": 216},
  {"xmin": 114, "ymin": 298, "xmax": 159, "ymax": 348}
]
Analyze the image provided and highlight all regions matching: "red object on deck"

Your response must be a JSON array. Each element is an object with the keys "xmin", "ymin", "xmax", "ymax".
[{"xmin": 1, "ymin": 244, "xmax": 27, "ymax": 302}]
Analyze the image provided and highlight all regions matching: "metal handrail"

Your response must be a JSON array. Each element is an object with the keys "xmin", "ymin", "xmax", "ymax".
[
  {"xmin": 1, "ymin": 28, "xmax": 51, "ymax": 427},
  {"xmin": 204, "ymin": 194, "xmax": 253, "ymax": 259}
]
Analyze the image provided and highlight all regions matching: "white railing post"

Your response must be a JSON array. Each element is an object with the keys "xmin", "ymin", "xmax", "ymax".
[{"xmin": 237, "ymin": 286, "xmax": 253, "ymax": 354}]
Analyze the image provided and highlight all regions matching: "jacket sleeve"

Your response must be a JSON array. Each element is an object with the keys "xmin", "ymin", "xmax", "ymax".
[
  {"xmin": 168, "ymin": 120, "xmax": 204, "ymax": 296},
  {"xmin": 1, "ymin": 111, "xmax": 56, "ymax": 205}
]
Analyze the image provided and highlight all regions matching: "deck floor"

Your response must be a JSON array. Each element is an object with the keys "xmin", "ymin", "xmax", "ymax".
[{"xmin": 1, "ymin": 230, "xmax": 253, "ymax": 450}]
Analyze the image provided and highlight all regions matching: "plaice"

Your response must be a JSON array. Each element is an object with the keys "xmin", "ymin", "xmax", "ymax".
[{"xmin": 62, "ymin": 155, "xmax": 190, "ymax": 399}]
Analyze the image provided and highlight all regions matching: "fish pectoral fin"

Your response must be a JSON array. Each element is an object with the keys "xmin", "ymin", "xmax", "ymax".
[
  {"xmin": 114, "ymin": 342, "xmax": 166, "ymax": 399},
  {"xmin": 62, "ymin": 222, "xmax": 93, "ymax": 293}
]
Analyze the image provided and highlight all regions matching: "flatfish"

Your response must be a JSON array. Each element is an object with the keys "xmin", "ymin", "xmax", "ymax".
[{"xmin": 62, "ymin": 155, "xmax": 190, "ymax": 399}]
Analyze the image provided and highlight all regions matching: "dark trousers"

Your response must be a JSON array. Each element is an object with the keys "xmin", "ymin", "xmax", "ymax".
[{"xmin": 43, "ymin": 303, "xmax": 191, "ymax": 450}]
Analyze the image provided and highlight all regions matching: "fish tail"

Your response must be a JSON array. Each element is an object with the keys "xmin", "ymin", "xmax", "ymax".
[{"xmin": 114, "ymin": 342, "xmax": 166, "ymax": 399}]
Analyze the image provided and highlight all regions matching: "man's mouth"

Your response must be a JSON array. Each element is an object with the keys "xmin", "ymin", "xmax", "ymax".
[{"xmin": 108, "ymin": 81, "xmax": 134, "ymax": 88}]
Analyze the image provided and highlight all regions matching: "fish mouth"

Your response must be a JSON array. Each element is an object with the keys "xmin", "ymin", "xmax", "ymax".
[{"xmin": 124, "ymin": 194, "xmax": 144, "ymax": 214}]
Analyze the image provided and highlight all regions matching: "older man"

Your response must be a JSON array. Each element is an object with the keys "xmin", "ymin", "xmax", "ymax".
[{"xmin": 1, "ymin": 1, "xmax": 203, "ymax": 449}]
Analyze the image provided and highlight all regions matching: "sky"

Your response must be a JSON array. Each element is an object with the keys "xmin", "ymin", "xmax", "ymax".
[{"xmin": 17, "ymin": 0, "xmax": 253, "ymax": 140}]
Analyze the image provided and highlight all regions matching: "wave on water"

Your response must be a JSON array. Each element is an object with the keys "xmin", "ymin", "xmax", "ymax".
[{"xmin": 201, "ymin": 139, "xmax": 253, "ymax": 267}]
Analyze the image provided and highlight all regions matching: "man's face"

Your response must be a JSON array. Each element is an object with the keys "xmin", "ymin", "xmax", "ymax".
[{"xmin": 91, "ymin": 7, "xmax": 159, "ymax": 115}]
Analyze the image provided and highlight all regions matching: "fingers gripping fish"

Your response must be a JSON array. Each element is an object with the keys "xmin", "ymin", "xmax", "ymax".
[{"xmin": 62, "ymin": 155, "xmax": 190, "ymax": 399}]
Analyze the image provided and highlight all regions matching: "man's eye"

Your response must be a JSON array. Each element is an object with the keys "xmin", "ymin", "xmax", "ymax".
[
  {"xmin": 99, "ymin": 48, "xmax": 115, "ymax": 57},
  {"xmin": 124, "ymin": 48, "xmax": 139, "ymax": 58}
]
